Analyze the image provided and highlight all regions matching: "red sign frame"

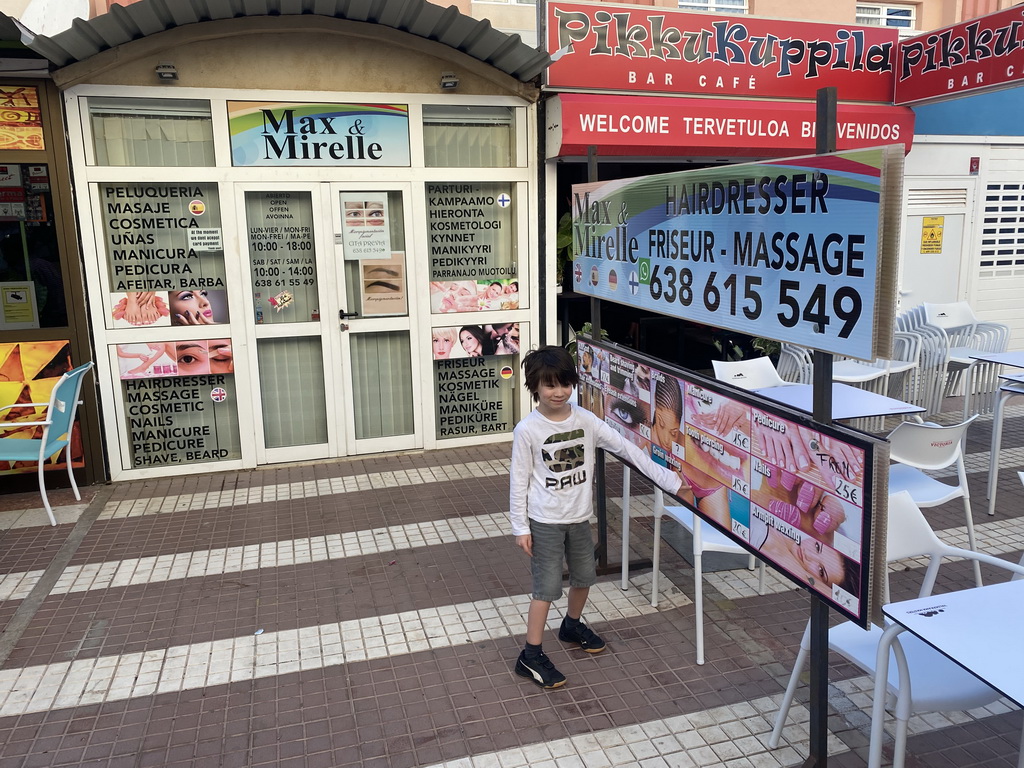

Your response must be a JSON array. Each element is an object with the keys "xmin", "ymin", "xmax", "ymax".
[
  {"xmin": 895, "ymin": 5, "xmax": 1024, "ymax": 105},
  {"xmin": 546, "ymin": 1, "xmax": 899, "ymax": 103},
  {"xmin": 548, "ymin": 94, "xmax": 915, "ymax": 158}
]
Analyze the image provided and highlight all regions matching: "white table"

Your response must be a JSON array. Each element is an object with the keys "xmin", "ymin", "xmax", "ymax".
[
  {"xmin": 751, "ymin": 382, "xmax": 925, "ymax": 422},
  {"xmin": 869, "ymin": 580, "xmax": 1024, "ymax": 768},
  {"xmin": 986, "ymin": 371, "xmax": 1024, "ymax": 516}
]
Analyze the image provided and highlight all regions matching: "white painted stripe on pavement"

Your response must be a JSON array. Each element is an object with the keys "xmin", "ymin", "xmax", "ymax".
[
  {"xmin": 96, "ymin": 459, "xmax": 513, "ymax": 519},
  {"xmin": 4, "ymin": 498, "xmax": 1022, "ymax": 604},
  {"xmin": 0, "ymin": 576, "xmax": 689, "ymax": 718},
  {"xmin": 419, "ymin": 681, "xmax": 1019, "ymax": 768}
]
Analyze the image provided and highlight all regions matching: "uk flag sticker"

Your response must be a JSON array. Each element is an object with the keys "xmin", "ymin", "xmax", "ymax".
[{"xmin": 211, "ymin": 387, "xmax": 227, "ymax": 403}]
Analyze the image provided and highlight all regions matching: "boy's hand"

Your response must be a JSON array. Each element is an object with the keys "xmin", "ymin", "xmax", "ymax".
[{"xmin": 515, "ymin": 534, "xmax": 533, "ymax": 556}]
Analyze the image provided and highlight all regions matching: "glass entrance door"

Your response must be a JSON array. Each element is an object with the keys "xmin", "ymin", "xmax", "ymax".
[{"xmin": 238, "ymin": 183, "xmax": 422, "ymax": 464}]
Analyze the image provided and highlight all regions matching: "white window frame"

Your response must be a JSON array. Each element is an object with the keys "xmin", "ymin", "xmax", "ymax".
[
  {"xmin": 677, "ymin": 0, "xmax": 749, "ymax": 14},
  {"xmin": 856, "ymin": 3, "xmax": 918, "ymax": 34}
]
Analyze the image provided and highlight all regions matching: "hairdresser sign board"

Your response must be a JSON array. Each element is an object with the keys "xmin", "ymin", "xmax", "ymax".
[{"xmin": 570, "ymin": 147, "xmax": 903, "ymax": 361}]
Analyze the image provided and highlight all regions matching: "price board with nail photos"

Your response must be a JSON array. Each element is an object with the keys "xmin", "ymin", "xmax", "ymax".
[{"xmin": 577, "ymin": 338, "xmax": 883, "ymax": 627}]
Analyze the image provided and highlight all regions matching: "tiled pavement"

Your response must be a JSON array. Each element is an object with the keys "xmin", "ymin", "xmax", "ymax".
[{"xmin": 1, "ymin": 404, "xmax": 1023, "ymax": 768}]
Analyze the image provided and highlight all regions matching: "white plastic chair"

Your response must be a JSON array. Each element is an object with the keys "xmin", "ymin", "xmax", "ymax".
[
  {"xmin": 0, "ymin": 362, "xmax": 94, "ymax": 526},
  {"xmin": 770, "ymin": 491, "xmax": 1024, "ymax": 768},
  {"xmin": 776, "ymin": 344, "xmax": 813, "ymax": 384},
  {"xmin": 885, "ymin": 332, "xmax": 923, "ymax": 405},
  {"xmin": 886, "ymin": 415, "xmax": 982, "ymax": 587},
  {"xmin": 712, "ymin": 357, "xmax": 794, "ymax": 391},
  {"xmin": 649, "ymin": 487, "xmax": 764, "ymax": 665},
  {"xmin": 922, "ymin": 301, "xmax": 1009, "ymax": 417},
  {"xmin": 897, "ymin": 304, "xmax": 1002, "ymax": 418}
]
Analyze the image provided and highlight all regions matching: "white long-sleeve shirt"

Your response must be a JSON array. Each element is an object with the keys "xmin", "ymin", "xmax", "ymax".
[{"xmin": 509, "ymin": 404, "xmax": 683, "ymax": 536}]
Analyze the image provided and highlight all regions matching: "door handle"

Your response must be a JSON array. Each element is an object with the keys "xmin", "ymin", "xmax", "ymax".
[{"xmin": 339, "ymin": 309, "xmax": 360, "ymax": 319}]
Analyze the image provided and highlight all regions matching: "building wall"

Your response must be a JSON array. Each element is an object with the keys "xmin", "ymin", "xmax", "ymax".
[
  {"xmin": 751, "ymin": 0, "xmax": 860, "ymax": 23},
  {"xmin": 53, "ymin": 17, "xmax": 535, "ymax": 100}
]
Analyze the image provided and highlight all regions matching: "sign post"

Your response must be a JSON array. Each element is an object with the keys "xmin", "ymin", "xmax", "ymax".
[{"xmin": 806, "ymin": 85, "xmax": 838, "ymax": 768}]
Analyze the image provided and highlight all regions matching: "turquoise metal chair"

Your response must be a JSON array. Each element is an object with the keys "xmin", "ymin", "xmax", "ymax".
[{"xmin": 0, "ymin": 361, "xmax": 94, "ymax": 525}]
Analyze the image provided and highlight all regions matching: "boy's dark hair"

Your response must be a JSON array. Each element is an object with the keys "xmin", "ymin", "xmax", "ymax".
[{"xmin": 522, "ymin": 345, "xmax": 579, "ymax": 401}]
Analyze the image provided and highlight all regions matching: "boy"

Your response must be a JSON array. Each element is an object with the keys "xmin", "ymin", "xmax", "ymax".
[{"xmin": 509, "ymin": 345, "xmax": 686, "ymax": 688}]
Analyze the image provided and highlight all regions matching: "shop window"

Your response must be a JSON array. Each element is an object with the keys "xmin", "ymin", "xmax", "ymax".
[
  {"xmin": 350, "ymin": 332, "xmax": 414, "ymax": 439},
  {"xmin": 0, "ymin": 164, "xmax": 67, "ymax": 328},
  {"xmin": 257, "ymin": 337, "xmax": 328, "ymax": 448},
  {"xmin": 245, "ymin": 191, "xmax": 320, "ymax": 324},
  {"xmin": 427, "ymin": 182, "xmax": 519, "ymax": 315},
  {"xmin": 87, "ymin": 97, "xmax": 214, "ymax": 167},
  {"xmin": 677, "ymin": 0, "xmax": 748, "ymax": 13},
  {"xmin": 116, "ymin": 341, "xmax": 242, "ymax": 469},
  {"xmin": 856, "ymin": 3, "xmax": 916, "ymax": 31},
  {"xmin": 100, "ymin": 182, "xmax": 227, "ymax": 330},
  {"xmin": 432, "ymin": 322, "xmax": 522, "ymax": 440},
  {"xmin": 423, "ymin": 106, "xmax": 515, "ymax": 168}
]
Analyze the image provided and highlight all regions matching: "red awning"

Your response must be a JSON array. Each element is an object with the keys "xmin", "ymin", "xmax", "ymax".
[{"xmin": 547, "ymin": 94, "xmax": 915, "ymax": 159}]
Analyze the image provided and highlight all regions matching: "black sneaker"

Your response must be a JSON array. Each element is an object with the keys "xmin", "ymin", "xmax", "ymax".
[
  {"xmin": 514, "ymin": 650, "xmax": 566, "ymax": 689},
  {"xmin": 558, "ymin": 618, "xmax": 606, "ymax": 653}
]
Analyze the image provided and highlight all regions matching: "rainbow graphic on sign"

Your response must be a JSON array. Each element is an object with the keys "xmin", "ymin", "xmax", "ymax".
[{"xmin": 227, "ymin": 102, "xmax": 410, "ymax": 167}]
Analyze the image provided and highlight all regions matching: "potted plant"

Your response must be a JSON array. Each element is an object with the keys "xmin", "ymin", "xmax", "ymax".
[
  {"xmin": 555, "ymin": 212, "xmax": 574, "ymax": 291},
  {"xmin": 566, "ymin": 322, "xmax": 609, "ymax": 362}
]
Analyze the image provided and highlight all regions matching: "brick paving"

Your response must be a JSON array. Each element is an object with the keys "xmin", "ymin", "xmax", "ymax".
[{"xmin": 0, "ymin": 411, "xmax": 1022, "ymax": 767}]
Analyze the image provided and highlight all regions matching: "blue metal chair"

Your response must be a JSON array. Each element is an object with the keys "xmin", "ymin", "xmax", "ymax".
[{"xmin": 0, "ymin": 362, "xmax": 94, "ymax": 526}]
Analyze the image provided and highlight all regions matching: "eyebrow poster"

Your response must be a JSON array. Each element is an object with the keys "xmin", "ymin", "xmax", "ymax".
[{"xmin": 577, "ymin": 338, "xmax": 882, "ymax": 626}]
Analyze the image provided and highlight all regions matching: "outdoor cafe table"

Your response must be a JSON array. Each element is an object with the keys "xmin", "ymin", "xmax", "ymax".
[
  {"xmin": 867, "ymin": 579, "xmax": 1024, "ymax": 768},
  {"xmin": 964, "ymin": 349, "xmax": 1024, "ymax": 418},
  {"xmin": 750, "ymin": 382, "xmax": 925, "ymax": 422}
]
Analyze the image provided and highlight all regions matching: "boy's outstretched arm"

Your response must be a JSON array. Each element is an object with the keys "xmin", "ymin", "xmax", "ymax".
[
  {"xmin": 598, "ymin": 419, "xmax": 690, "ymax": 498},
  {"xmin": 509, "ymin": 426, "xmax": 534, "ymax": 541}
]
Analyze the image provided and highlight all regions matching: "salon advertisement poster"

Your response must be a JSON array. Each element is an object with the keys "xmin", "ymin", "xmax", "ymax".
[
  {"xmin": 360, "ymin": 253, "xmax": 407, "ymax": 316},
  {"xmin": 570, "ymin": 147, "xmax": 902, "ymax": 361},
  {"xmin": 578, "ymin": 338, "xmax": 880, "ymax": 625},
  {"xmin": 112, "ymin": 341, "xmax": 241, "ymax": 469},
  {"xmin": 339, "ymin": 193, "xmax": 391, "ymax": 260},
  {"xmin": 100, "ymin": 182, "xmax": 227, "ymax": 331},
  {"xmin": 426, "ymin": 182, "xmax": 517, "ymax": 291},
  {"xmin": 432, "ymin": 322, "xmax": 521, "ymax": 440}
]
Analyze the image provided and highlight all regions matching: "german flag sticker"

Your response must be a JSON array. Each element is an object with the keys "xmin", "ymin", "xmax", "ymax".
[{"xmin": 500, "ymin": 365, "xmax": 514, "ymax": 379}]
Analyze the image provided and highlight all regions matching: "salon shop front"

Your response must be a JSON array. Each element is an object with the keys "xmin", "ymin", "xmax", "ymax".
[{"xmin": 49, "ymin": 3, "xmax": 547, "ymax": 480}]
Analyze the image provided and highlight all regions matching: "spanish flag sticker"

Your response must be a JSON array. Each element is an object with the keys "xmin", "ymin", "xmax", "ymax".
[{"xmin": 189, "ymin": 200, "xmax": 206, "ymax": 215}]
